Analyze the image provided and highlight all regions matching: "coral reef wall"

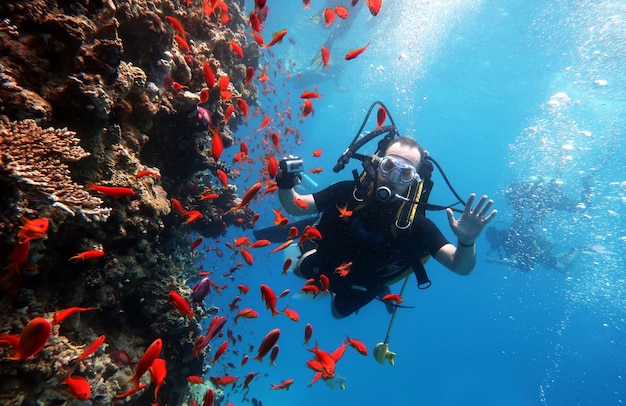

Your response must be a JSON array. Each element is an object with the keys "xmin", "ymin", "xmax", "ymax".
[{"xmin": 0, "ymin": 0, "xmax": 258, "ymax": 404}]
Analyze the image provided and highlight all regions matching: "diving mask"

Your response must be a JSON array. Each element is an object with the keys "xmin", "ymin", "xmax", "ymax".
[{"xmin": 377, "ymin": 155, "xmax": 420, "ymax": 185}]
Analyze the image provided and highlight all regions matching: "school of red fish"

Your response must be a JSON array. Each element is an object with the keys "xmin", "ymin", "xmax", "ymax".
[{"xmin": 0, "ymin": 0, "xmax": 394, "ymax": 404}]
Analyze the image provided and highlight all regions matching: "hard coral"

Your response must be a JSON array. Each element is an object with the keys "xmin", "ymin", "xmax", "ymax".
[{"xmin": 0, "ymin": 119, "xmax": 110, "ymax": 221}]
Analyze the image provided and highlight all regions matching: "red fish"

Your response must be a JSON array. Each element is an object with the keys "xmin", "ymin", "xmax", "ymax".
[
  {"xmin": 376, "ymin": 106, "xmax": 386, "ymax": 128},
  {"xmin": 211, "ymin": 340, "xmax": 229, "ymax": 363},
  {"xmin": 366, "ymin": 0, "xmax": 382, "ymax": 16},
  {"xmin": 164, "ymin": 16, "xmax": 187, "ymax": 38},
  {"xmin": 149, "ymin": 357, "xmax": 167, "ymax": 401},
  {"xmin": 171, "ymin": 198, "xmax": 187, "ymax": 215},
  {"xmin": 264, "ymin": 29, "xmax": 288, "ymax": 48},
  {"xmin": 334, "ymin": 261, "xmax": 353, "ymax": 277},
  {"xmin": 336, "ymin": 203, "xmax": 353, "ymax": 218},
  {"xmin": 69, "ymin": 249, "xmax": 105, "ymax": 261},
  {"xmin": 53, "ymin": 307, "xmax": 100, "ymax": 325},
  {"xmin": 269, "ymin": 345, "xmax": 280, "ymax": 366},
  {"xmin": 345, "ymin": 42, "xmax": 370, "ymax": 60},
  {"xmin": 63, "ymin": 375, "xmax": 91, "ymax": 401},
  {"xmin": 174, "ymin": 34, "xmax": 190, "ymax": 53},
  {"xmin": 135, "ymin": 170, "xmax": 161, "ymax": 179},
  {"xmin": 2, "ymin": 316, "xmax": 51, "ymax": 361},
  {"xmin": 312, "ymin": 149, "xmax": 322, "ymax": 157},
  {"xmin": 300, "ymin": 90, "xmax": 322, "ymax": 99},
  {"xmin": 257, "ymin": 116, "xmax": 271, "ymax": 131},
  {"xmin": 382, "ymin": 293, "xmax": 403, "ymax": 304},
  {"xmin": 319, "ymin": 274, "xmax": 330, "ymax": 293},
  {"xmin": 210, "ymin": 128, "xmax": 223, "ymax": 160},
  {"xmin": 190, "ymin": 236, "xmax": 203, "ymax": 251},
  {"xmin": 86, "ymin": 181, "xmax": 135, "ymax": 198},
  {"xmin": 229, "ymin": 41, "xmax": 243, "ymax": 58},
  {"xmin": 321, "ymin": 46, "xmax": 330, "ymax": 69},
  {"xmin": 271, "ymin": 378, "xmax": 294, "ymax": 390},
  {"xmin": 127, "ymin": 338, "xmax": 162, "ymax": 388},
  {"xmin": 234, "ymin": 308, "xmax": 258, "ymax": 323},
  {"xmin": 202, "ymin": 61, "xmax": 215, "ymax": 89},
  {"xmin": 288, "ymin": 226, "xmax": 299, "ymax": 239},
  {"xmin": 17, "ymin": 217, "xmax": 49, "ymax": 243},
  {"xmin": 75, "ymin": 335, "xmax": 106, "ymax": 362},
  {"xmin": 267, "ymin": 156, "xmax": 278, "ymax": 178},
  {"xmin": 188, "ymin": 375, "xmax": 205, "ymax": 384},
  {"xmin": 283, "ymin": 306, "xmax": 300, "ymax": 322},
  {"xmin": 309, "ymin": 167, "xmax": 323, "ymax": 174},
  {"xmin": 253, "ymin": 328, "xmax": 280, "ymax": 362},
  {"xmin": 303, "ymin": 0, "xmax": 311, "ymax": 9},
  {"xmin": 345, "ymin": 335, "xmax": 368, "ymax": 355},
  {"xmin": 169, "ymin": 290, "xmax": 197, "ymax": 319},
  {"xmin": 240, "ymin": 248, "xmax": 254, "ymax": 265},
  {"xmin": 334, "ymin": 5, "xmax": 349, "ymax": 19},
  {"xmin": 237, "ymin": 284, "xmax": 250, "ymax": 294},
  {"xmin": 272, "ymin": 207, "xmax": 289, "ymax": 226},
  {"xmin": 244, "ymin": 66, "xmax": 255, "ymax": 86},
  {"xmin": 303, "ymin": 323, "xmax": 313, "ymax": 345},
  {"xmin": 210, "ymin": 375, "xmax": 238, "ymax": 387},
  {"xmin": 223, "ymin": 104, "xmax": 234, "ymax": 122},
  {"xmin": 282, "ymin": 258, "xmax": 292, "ymax": 274},
  {"xmin": 216, "ymin": 169, "xmax": 228, "ymax": 187},
  {"xmin": 260, "ymin": 284, "xmax": 281, "ymax": 316},
  {"xmin": 249, "ymin": 12, "xmax": 261, "ymax": 33},
  {"xmin": 270, "ymin": 239, "xmax": 293, "ymax": 255},
  {"xmin": 114, "ymin": 383, "xmax": 146, "ymax": 399},
  {"xmin": 301, "ymin": 99, "xmax": 313, "ymax": 118},
  {"xmin": 292, "ymin": 198, "xmax": 309, "ymax": 210},
  {"xmin": 323, "ymin": 8, "xmax": 336, "ymax": 28},
  {"xmin": 193, "ymin": 316, "xmax": 227, "ymax": 358},
  {"xmin": 243, "ymin": 371, "xmax": 256, "ymax": 389},
  {"xmin": 234, "ymin": 182, "xmax": 262, "ymax": 210},
  {"xmin": 236, "ymin": 98, "xmax": 249, "ymax": 118},
  {"xmin": 250, "ymin": 239, "xmax": 270, "ymax": 248}
]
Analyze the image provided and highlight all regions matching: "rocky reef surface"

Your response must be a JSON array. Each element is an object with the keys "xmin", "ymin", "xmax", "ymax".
[{"xmin": 0, "ymin": 0, "xmax": 259, "ymax": 404}]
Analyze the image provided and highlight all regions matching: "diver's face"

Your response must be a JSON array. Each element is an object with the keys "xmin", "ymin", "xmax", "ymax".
[{"xmin": 377, "ymin": 143, "xmax": 421, "ymax": 196}]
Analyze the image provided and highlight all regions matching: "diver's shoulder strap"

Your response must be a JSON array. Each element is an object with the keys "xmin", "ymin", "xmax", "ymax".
[{"xmin": 412, "ymin": 257, "xmax": 432, "ymax": 289}]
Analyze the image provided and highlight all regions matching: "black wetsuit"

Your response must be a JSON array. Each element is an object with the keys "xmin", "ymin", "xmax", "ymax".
[{"xmin": 305, "ymin": 181, "xmax": 449, "ymax": 316}]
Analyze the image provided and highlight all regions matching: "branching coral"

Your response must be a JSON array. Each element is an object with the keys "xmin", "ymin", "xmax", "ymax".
[{"xmin": 0, "ymin": 119, "xmax": 111, "ymax": 221}]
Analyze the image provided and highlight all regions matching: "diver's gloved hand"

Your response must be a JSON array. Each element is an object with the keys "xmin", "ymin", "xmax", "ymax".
[{"xmin": 276, "ymin": 156, "xmax": 303, "ymax": 189}]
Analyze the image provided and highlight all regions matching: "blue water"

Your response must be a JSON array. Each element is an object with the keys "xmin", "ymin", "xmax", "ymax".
[{"xmin": 199, "ymin": 1, "xmax": 626, "ymax": 405}]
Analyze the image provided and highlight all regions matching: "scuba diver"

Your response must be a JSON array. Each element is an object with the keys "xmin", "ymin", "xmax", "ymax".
[
  {"xmin": 270, "ymin": 102, "xmax": 498, "ymax": 318},
  {"xmin": 485, "ymin": 220, "xmax": 579, "ymax": 272}
]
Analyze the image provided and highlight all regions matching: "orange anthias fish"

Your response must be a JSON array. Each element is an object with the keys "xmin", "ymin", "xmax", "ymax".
[
  {"xmin": 210, "ymin": 128, "xmax": 224, "ymax": 160},
  {"xmin": 270, "ymin": 378, "xmax": 294, "ymax": 390},
  {"xmin": 376, "ymin": 106, "xmax": 386, "ymax": 128},
  {"xmin": 236, "ymin": 98, "xmax": 249, "ymax": 118},
  {"xmin": 229, "ymin": 41, "xmax": 243, "ymax": 58},
  {"xmin": 75, "ymin": 335, "xmax": 106, "ymax": 362},
  {"xmin": 86, "ymin": 182, "xmax": 135, "ymax": 198},
  {"xmin": 312, "ymin": 149, "xmax": 322, "ymax": 157},
  {"xmin": 264, "ymin": 29, "xmax": 288, "ymax": 48},
  {"xmin": 240, "ymin": 248, "xmax": 254, "ymax": 265},
  {"xmin": 300, "ymin": 90, "xmax": 322, "ymax": 99},
  {"xmin": 321, "ymin": 46, "xmax": 330, "ymax": 69},
  {"xmin": 309, "ymin": 167, "xmax": 323, "ymax": 174},
  {"xmin": 269, "ymin": 239, "xmax": 294, "ymax": 255},
  {"xmin": 211, "ymin": 340, "xmax": 229, "ymax": 363},
  {"xmin": 149, "ymin": 357, "xmax": 167, "ymax": 401},
  {"xmin": 334, "ymin": 5, "xmax": 349, "ymax": 19},
  {"xmin": 210, "ymin": 374, "xmax": 239, "ymax": 387},
  {"xmin": 345, "ymin": 42, "xmax": 370, "ymax": 60},
  {"xmin": 253, "ymin": 328, "xmax": 280, "ymax": 362},
  {"xmin": 236, "ymin": 182, "xmax": 263, "ymax": 209},
  {"xmin": 234, "ymin": 308, "xmax": 259, "ymax": 323},
  {"xmin": 366, "ymin": 0, "xmax": 382, "ymax": 16},
  {"xmin": 62, "ymin": 374, "xmax": 91, "ymax": 401},
  {"xmin": 126, "ymin": 338, "xmax": 163, "ymax": 388},
  {"xmin": 260, "ymin": 284, "xmax": 281, "ymax": 316},
  {"xmin": 303, "ymin": 323, "xmax": 313, "ymax": 345},
  {"xmin": 345, "ymin": 335, "xmax": 368, "ymax": 356},
  {"xmin": 1, "ymin": 316, "xmax": 51, "ymax": 362},
  {"xmin": 293, "ymin": 198, "xmax": 309, "ymax": 210},
  {"xmin": 282, "ymin": 306, "xmax": 300, "ymax": 322},
  {"xmin": 164, "ymin": 16, "xmax": 187, "ymax": 38},
  {"xmin": 301, "ymin": 99, "xmax": 313, "ymax": 118},
  {"xmin": 17, "ymin": 217, "xmax": 49, "ymax": 243},
  {"xmin": 202, "ymin": 61, "xmax": 215, "ymax": 89},
  {"xmin": 168, "ymin": 290, "xmax": 197, "ymax": 319},
  {"xmin": 52, "ymin": 307, "xmax": 100, "ymax": 325},
  {"xmin": 334, "ymin": 261, "xmax": 353, "ymax": 277},
  {"xmin": 267, "ymin": 156, "xmax": 278, "ymax": 178},
  {"xmin": 134, "ymin": 170, "xmax": 161, "ymax": 179},
  {"xmin": 382, "ymin": 293, "xmax": 403, "ymax": 304},
  {"xmin": 272, "ymin": 207, "xmax": 289, "ymax": 226},
  {"xmin": 217, "ymin": 169, "xmax": 229, "ymax": 187},
  {"xmin": 323, "ymin": 8, "xmax": 336, "ymax": 28},
  {"xmin": 336, "ymin": 203, "xmax": 353, "ymax": 218},
  {"xmin": 69, "ymin": 250, "xmax": 105, "ymax": 261}
]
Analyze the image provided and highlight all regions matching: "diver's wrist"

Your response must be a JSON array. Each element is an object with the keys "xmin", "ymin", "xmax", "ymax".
[{"xmin": 457, "ymin": 239, "xmax": 475, "ymax": 248}]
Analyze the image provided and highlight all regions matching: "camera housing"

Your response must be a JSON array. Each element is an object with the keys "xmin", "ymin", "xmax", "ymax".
[{"xmin": 283, "ymin": 158, "xmax": 303, "ymax": 174}]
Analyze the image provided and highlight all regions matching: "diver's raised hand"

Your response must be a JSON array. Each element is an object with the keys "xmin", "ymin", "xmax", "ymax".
[{"xmin": 446, "ymin": 194, "xmax": 497, "ymax": 246}]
